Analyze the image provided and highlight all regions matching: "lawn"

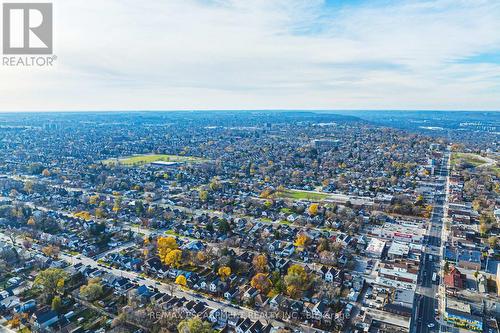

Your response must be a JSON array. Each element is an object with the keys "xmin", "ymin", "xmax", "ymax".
[
  {"xmin": 451, "ymin": 152, "xmax": 488, "ymax": 167},
  {"xmin": 276, "ymin": 189, "xmax": 330, "ymax": 201},
  {"xmin": 103, "ymin": 154, "xmax": 207, "ymax": 166},
  {"xmin": 488, "ymin": 165, "xmax": 500, "ymax": 177}
]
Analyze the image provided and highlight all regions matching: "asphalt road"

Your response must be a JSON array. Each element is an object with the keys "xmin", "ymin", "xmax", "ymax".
[{"xmin": 411, "ymin": 151, "xmax": 450, "ymax": 333}]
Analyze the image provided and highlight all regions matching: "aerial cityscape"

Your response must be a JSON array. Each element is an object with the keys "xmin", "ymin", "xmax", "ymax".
[
  {"xmin": 0, "ymin": 111, "xmax": 498, "ymax": 333},
  {"xmin": 1, "ymin": 0, "xmax": 500, "ymax": 332}
]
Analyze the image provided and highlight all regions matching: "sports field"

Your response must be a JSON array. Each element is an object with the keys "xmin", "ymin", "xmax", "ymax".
[
  {"xmin": 276, "ymin": 189, "xmax": 330, "ymax": 201},
  {"xmin": 451, "ymin": 152, "xmax": 488, "ymax": 167},
  {"xmin": 103, "ymin": 154, "xmax": 207, "ymax": 166}
]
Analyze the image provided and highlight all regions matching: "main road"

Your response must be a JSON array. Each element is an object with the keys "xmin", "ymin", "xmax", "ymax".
[{"xmin": 411, "ymin": 147, "xmax": 450, "ymax": 333}]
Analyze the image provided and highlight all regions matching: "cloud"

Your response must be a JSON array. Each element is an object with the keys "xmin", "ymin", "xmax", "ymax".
[{"xmin": 1, "ymin": 0, "xmax": 500, "ymax": 111}]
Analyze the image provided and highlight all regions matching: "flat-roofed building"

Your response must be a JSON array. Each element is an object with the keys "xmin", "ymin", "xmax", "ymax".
[
  {"xmin": 444, "ymin": 299, "xmax": 483, "ymax": 332},
  {"xmin": 457, "ymin": 249, "xmax": 481, "ymax": 271},
  {"xmin": 370, "ymin": 222, "xmax": 425, "ymax": 244},
  {"xmin": 387, "ymin": 242, "xmax": 410, "ymax": 259},
  {"xmin": 366, "ymin": 238, "xmax": 386, "ymax": 258}
]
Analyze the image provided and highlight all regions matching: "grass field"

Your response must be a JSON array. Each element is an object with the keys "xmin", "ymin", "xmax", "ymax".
[
  {"xmin": 276, "ymin": 189, "xmax": 330, "ymax": 201},
  {"xmin": 103, "ymin": 154, "xmax": 207, "ymax": 166},
  {"xmin": 451, "ymin": 152, "xmax": 488, "ymax": 167}
]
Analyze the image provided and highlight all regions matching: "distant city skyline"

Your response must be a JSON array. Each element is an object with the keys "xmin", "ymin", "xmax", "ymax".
[{"xmin": 2, "ymin": 0, "xmax": 500, "ymax": 111}]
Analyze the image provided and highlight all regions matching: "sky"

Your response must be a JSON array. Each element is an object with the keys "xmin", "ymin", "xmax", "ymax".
[{"xmin": 1, "ymin": 0, "xmax": 500, "ymax": 111}]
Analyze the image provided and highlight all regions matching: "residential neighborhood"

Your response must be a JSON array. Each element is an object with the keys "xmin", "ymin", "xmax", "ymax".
[{"xmin": 0, "ymin": 111, "xmax": 498, "ymax": 333}]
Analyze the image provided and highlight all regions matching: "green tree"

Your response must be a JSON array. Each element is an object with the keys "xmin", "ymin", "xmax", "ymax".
[
  {"xmin": 199, "ymin": 190, "xmax": 209, "ymax": 202},
  {"xmin": 443, "ymin": 261, "xmax": 451, "ymax": 274},
  {"xmin": 51, "ymin": 296, "xmax": 62, "ymax": 312},
  {"xmin": 284, "ymin": 264, "xmax": 308, "ymax": 298},
  {"xmin": 80, "ymin": 279, "xmax": 103, "ymax": 301},
  {"xmin": 34, "ymin": 268, "xmax": 68, "ymax": 302},
  {"xmin": 218, "ymin": 219, "xmax": 231, "ymax": 233},
  {"xmin": 177, "ymin": 317, "xmax": 214, "ymax": 333}
]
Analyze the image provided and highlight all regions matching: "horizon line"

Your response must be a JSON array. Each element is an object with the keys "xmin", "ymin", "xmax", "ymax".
[{"xmin": 0, "ymin": 109, "xmax": 499, "ymax": 114}]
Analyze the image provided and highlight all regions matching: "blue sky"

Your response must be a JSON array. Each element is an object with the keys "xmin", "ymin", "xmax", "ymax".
[{"xmin": 1, "ymin": 0, "xmax": 500, "ymax": 111}]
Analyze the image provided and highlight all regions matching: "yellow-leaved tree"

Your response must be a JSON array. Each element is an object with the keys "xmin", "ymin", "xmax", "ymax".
[
  {"xmin": 157, "ymin": 236, "xmax": 178, "ymax": 262},
  {"xmin": 175, "ymin": 275, "xmax": 187, "ymax": 287},
  {"xmin": 165, "ymin": 249, "xmax": 183, "ymax": 268},
  {"xmin": 217, "ymin": 266, "xmax": 231, "ymax": 280}
]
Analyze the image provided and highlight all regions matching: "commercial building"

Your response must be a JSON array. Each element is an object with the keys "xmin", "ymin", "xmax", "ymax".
[
  {"xmin": 444, "ymin": 299, "xmax": 483, "ymax": 332},
  {"xmin": 370, "ymin": 223, "xmax": 425, "ymax": 244},
  {"xmin": 366, "ymin": 238, "xmax": 386, "ymax": 258},
  {"xmin": 457, "ymin": 249, "xmax": 481, "ymax": 271}
]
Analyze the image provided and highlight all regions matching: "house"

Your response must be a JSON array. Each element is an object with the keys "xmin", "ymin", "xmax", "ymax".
[
  {"xmin": 15, "ymin": 299, "xmax": 36, "ymax": 313},
  {"xmin": 209, "ymin": 279, "xmax": 228, "ymax": 295},
  {"xmin": 208, "ymin": 308, "xmax": 227, "ymax": 326},
  {"xmin": 444, "ymin": 266, "xmax": 466, "ymax": 290},
  {"xmin": 243, "ymin": 287, "xmax": 259, "ymax": 300},
  {"xmin": 224, "ymin": 287, "xmax": 240, "ymax": 301},
  {"xmin": 320, "ymin": 266, "xmax": 338, "ymax": 282},
  {"xmin": 280, "ymin": 244, "xmax": 295, "ymax": 257},
  {"xmin": 32, "ymin": 307, "xmax": 59, "ymax": 330},
  {"xmin": 312, "ymin": 301, "xmax": 331, "ymax": 320},
  {"xmin": 236, "ymin": 318, "xmax": 253, "ymax": 333},
  {"xmin": 254, "ymin": 294, "xmax": 268, "ymax": 309},
  {"xmin": 248, "ymin": 320, "xmax": 264, "ymax": 333},
  {"xmin": 269, "ymin": 294, "xmax": 287, "ymax": 310},
  {"xmin": 457, "ymin": 249, "xmax": 481, "ymax": 271}
]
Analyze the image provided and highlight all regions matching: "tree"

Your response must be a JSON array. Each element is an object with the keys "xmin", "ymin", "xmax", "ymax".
[
  {"xmin": 218, "ymin": 219, "xmax": 231, "ymax": 233},
  {"xmin": 308, "ymin": 203, "xmax": 319, "ymax": 216},
  {"xmin": 196, "ymin": 251, "xmax": 208, "ymax": 263},
  {"xmin": 24, "ymin": 180, "xmax": 34, "ymax": 194},
  {"xmin": 444, "ymin": 261, "xmax": 451, "ymax": 274},
  {"xmin": 488, "ymin": 236, "xmax": 498, "ymax": 249},
  {"xmin": 74, "ymin": 211, "xmax": 92, "ymax": 221},
  {"xmin": 89, "ymin": 195, "xmax": 99, "ymax": 205},
  {"xmin": 113, "ymin": 195, "xmax": 122, "ymax": 213},
  {"xmin": 175, "ymin": 275, "xmax": 187, "ymax": 287},
  {"xmin": 95, "ymin": 208, "xmax": 105, "ymax": 218},
  {"xmin": 177, "ymin": 317, "xmax": 214, "ymax": 333},
  {"xmin": 294, "ymin": 233, "xmax": 311, "ymax": 249},
  {"xmin": 209, "ymin": 177, "xmax": 221, "ymax": 191},
  {"xmin": 199, "ymin": 190, "xmax": 209, "ymax": 202},
  {"xmin": 424, "ymin": 205, "xmax": 433, "ymax": 218},
  {"xmin": 260, "ymin": 188, "xmax": 273, "ymax": 199},
  {"xmin": 34, "ymin": 268, "xmax": 68, "ymax": 301},
  {"xmin": 135, "ymin": 200, "xmax": 144, "ymax": 215},
  {"xmin": 27, "ymin": 216, "xmax": 36, "ymax": 226},
  {"xmin": 284, "ymin": 264, "xmax": 308, "ymax": 298},
  {"xmin": 218, "ymin": 266, "xmax": 231, "ymax": 280},
  {"xmin": 22, "ymin": 238, "xmax": 32, "ymax": 249},
  {"xmin": 251, "ymin": 273, "xmax": 272, "ymax": 294},
  {"xmin": 157, "ymin": 236, "xmax": 178, "ymax": 262},
  {"xmin": 165, "ymin": 249, "xmax": 183, "ymax": 268},
  {"xmin": 252, "ymin": 254, "xmax": 268, "ymax": 273},
  {"xmin": 7, "ymin": 315, "xmax": 21, "ymax": 329},
  {"xmin": 316, "ymin": 237, "xmax": 330, "ymax": 253},
  {"xmin": 42, "ymin": 245, "xmax": 60, "ymax": 258},
  {"xmin": 51, "ymin": 295, "xmax": 62, "ymax": 312},
  {"xmin": 80, "ymin": 279, "xmax": 103, "ymax": 301}
]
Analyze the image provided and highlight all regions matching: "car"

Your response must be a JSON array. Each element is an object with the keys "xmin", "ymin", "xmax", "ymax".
[{"xmin": 427, "ymin": 323, "xmax": 435, "ymax": 328}]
